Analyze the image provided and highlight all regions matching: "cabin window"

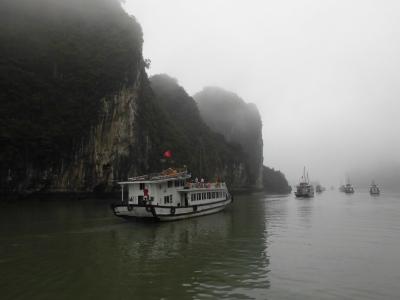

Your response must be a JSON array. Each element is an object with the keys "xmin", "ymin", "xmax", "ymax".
[
  {"xmin": 197, "ymin": 193, "xmax": 201, "ymax": 201},
  {"xmin": 212, "ymin": 192, "xmax": 215, "ymax": 198},
  {"xmin": 207, "ymin": 192, "xmax": 211, "ymax": 199},
  {"xmin": 191, "ymin": 194, "xmax": 195, "ymax": 201},
  {"xmin": 164, "ymin": 195, "xmax": 173, "ymax": 204},
  {"xmin": 139, "ymin": 183, "xmax": 145, "ymax": 190},
  {"xmin": 181, "ymin": 180, "xmax": 185, "ymax": 186},
  {"xmin": 175, "ymin": 180, "xmax": 180, "ymax": 187},
  {"xmin": 168, "ymin": 181, "xmax": 173, "ymax": 188}
]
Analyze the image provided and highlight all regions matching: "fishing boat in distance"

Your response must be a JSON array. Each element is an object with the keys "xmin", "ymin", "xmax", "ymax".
[
  {"xmin": 370, "ymin": 181, "xmax": 380, "ymax": 195},
  {"xmin": 111, "ymin": 167, "xmax": 233, "ymax": 221},
  {"xmin": 316, "ymin": 184, "xmax": 325, "ymax": 193},
  {"xmin": 344, "ymin": 183, "xmax": 355, "ymax": 194},
  {"xmin": 295, "ymin": 167, "xmax": 314, "ymax": 198}
]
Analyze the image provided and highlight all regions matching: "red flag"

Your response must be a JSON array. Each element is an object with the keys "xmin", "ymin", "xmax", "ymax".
[{"xmin": 163, "ymin": 150, "xmax": 172, "ymax": 158}]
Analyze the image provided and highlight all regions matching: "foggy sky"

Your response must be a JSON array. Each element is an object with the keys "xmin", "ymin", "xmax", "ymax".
[{"xmin": 123, "ymin": 0, "xmax": 400, "ymax": 186}]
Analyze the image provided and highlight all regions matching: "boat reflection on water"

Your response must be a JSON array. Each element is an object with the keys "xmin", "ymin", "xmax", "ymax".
[{"xmin": 112, "ymin": 193, "xmax": 271, "ymax": 299}]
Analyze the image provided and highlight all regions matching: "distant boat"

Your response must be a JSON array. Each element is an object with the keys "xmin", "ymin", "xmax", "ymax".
[
  {"xmin": 344, "ymin": 183, "xmax": 354, "ymax": 194},
  {"xmin": 316, "ymin": 184, "xmax": 325, "ymax": 193},
  {"xmin": 295, "ymin": 167, "xmax": 314, "ymax": 198},
  {"xmin": 370, "ymin": 181, "xmax": 380, "ymax": 195}
]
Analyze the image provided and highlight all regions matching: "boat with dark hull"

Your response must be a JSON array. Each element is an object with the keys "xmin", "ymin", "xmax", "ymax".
[
  {"xmin": 111, "ymin": 168, "xmax": 232, "ymax": 221},
  {"xmin": 370, "ymin": 181, "xmax": 380, "ymax": 195},
  {"xmin": 344, "ymin": 183, "xmax": 354, "ymax": 194},
  {"xmin": 295, "ymin": 167, "xmax": 314, "ymax": 198}
]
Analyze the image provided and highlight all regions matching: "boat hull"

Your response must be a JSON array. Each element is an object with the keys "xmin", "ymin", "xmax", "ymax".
[
  {"xmin": 295, "ymin": 192, "xmax": 314, "ymax": 198},
  {"xmin": 111, "ymin": 198, "xmax": 232, "ymax": 221}
]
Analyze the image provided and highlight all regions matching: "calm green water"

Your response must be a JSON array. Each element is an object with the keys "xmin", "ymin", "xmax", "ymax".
[{"xmin": 1, "ymin": 191, "xmax": 400, "ymax": 299}]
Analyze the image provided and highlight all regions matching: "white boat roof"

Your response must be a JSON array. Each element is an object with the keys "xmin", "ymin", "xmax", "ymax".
[{"xmin": 118, "ymin": 168, "xmax": 191, "ymax": 185}]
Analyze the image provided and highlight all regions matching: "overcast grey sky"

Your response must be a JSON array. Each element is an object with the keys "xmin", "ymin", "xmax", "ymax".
[{"xmin": 123, "ymin": 0, "xmax": 400, "ymax": 185}]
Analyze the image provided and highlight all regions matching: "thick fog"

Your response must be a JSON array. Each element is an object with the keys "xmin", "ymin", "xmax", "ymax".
[{"xmin": 123, "ymin": 0, "xmax": 400, "ymax": 187}]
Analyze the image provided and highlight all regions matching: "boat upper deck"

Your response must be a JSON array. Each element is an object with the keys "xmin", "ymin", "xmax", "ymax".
[{"xmin": 119, "ymin": 168, "xmax": 191, "ymax": 185}]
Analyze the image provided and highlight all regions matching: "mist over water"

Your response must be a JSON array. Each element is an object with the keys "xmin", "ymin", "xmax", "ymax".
[{"xmin": 123, "ymin": 0, "xmax": 400, "ymax": 187}]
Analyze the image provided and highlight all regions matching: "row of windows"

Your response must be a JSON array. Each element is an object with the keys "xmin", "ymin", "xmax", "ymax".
[
  {"xmin": 167, "ymin": 180, "xmax": 186, "ymax": 188},
  {"xmin": 138, "ymin": 180, "xmax": 185, "ymax": 191},
  {"xmin": 190, "ymin": 191, "xmax": 226, "ymax": 201}
]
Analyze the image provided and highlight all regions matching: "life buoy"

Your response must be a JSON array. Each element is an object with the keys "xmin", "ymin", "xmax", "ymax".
[
  {"xmin": 170, "ymin": 207, "xmax": 176, "ymax": 215},
  {"xmin": 127, "ymin": 205, "xmax": 133, "ymax": 211}
]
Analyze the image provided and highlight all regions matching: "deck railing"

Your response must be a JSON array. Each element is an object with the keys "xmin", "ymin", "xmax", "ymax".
[
  {"xmin": 184, "ymin": 182, "xmax": 225, "ymax": 189},
  {"xmin": 128, "ymin": 169, "xmax": 190, "ymax": 182}
]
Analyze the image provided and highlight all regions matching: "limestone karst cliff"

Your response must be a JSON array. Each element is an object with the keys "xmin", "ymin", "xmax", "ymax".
[
  {"xmin": 1, "ymin": 0, "xmax": 149, "ymax": 193},
  {"xmin": 0, "ymin": 0, "xmax": 252, "ymax": 194},
  {"xmin": 194, "ymin": 87, "xmax": 292, "ymax": 193},
  {"xmin": 262, "ymin": 166, "xmax": 292, "ymax": 194},
  {"xmin": 194, "ymin": 87, "xmax": 264, "ymax": 188},
  {"xmin": 149, "ymin": 74, "xmax": 248, "ymax": 187}
]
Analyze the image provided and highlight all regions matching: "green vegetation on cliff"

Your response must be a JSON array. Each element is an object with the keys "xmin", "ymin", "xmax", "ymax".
[
  {"xmin": 0, "ymin": 0, "xmax": 252, "ymax": 192},
  {"xmin": 148, "ymin": 75, "xmax": 248, "ymax": 185},
  {"xmin": 0, "ymin": 0, "xmax": 144, "ymax": 188},
  {"xmin": 194, "ymin": 87, "xmax": 291, "ymax": 193},
  {"xmin": 194, "ymin": 87, "xmax": 263, "ymax": 187},
  {"xmin": 262, "ymin": 166, "xmax": 292, "ymax": 194},
  {"xmin": 0, "ymin": 0, "xmax": 289, "ymax": 193}
]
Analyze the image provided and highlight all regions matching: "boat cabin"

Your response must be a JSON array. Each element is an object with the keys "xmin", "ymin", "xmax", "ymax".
[{"xmin": 119, "ymin": 168, "xmax": 228, "ymax": 208}]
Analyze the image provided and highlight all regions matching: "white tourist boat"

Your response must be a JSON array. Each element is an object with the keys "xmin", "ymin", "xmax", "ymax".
[
  {"xmin": 295, "ymin": 167, "xmax": 314, "ymax": 198},
  {"xmin": 111, "ymin": 168, "xmax": 233, "ymax": 221}
]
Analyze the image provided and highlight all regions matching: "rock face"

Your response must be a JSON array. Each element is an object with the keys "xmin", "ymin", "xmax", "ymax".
[
  {"xmin": 0, "ymin": 0, "xmax": 149, "ymax": 193},
  {"xmin": 149, "ymin": 75, "xmax": 248, "ymax": 188},
  {"xmin": 262, "ymin": 166, "xmax": 292, "ymax": 194},
  {"xmin": 194, "ymin": 87, "xmax": 264, "ymax": 188},
  {"xmin": 0, "ymin": 0, "xmax": 251, "ymax": 194}
]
